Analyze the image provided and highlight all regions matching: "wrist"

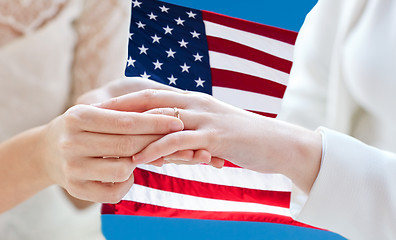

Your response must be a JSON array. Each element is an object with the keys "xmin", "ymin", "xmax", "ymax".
[
  {"xmin": 277, "ymin": 123, "xmax": 322, "ymax": 193},
  {"xmin": 33, "ymin": 125, "xmax": 56, "ymax": 187}
]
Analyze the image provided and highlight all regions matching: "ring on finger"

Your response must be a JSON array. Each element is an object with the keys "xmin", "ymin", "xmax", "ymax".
[{"xmin": 173, "ymin": 107, "xmax": 180, "ymax": 119}]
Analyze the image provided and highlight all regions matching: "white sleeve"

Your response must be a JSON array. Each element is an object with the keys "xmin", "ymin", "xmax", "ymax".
[
  {"xmin": 278, "ymin": 0, "xmax": 343, "ymax": 130},
  {"xmin": 290, "ymin": 127, "xmax": 396, "ymax": 239}
]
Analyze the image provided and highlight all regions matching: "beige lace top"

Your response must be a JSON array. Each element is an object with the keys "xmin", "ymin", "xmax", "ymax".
[
  {"xmin": 0, "ymin": 0, "xmax": 130, "ymax": 239},
  {"xmin": 0, "ymin": 0, "xmax": 130, "ymax": 140}
]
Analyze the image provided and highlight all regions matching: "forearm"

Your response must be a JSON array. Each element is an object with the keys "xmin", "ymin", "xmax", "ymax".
[
  {"xmin": 0, "ymin": 125, "xmax": 52, "ymax": 212},
  {"xmin": 265, "ymin": 119, "xmax": 322, "ymax": 194},
  {"xmin": 220, "ymin": 114, "xmax": 322, "ymax": 193}
]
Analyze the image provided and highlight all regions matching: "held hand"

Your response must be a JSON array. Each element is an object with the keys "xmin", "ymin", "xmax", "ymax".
[
  {"xmin": 97, "ymin": 89, "xmax": 322, "ymax": 193},
  {"xmin": 96, "ymin": 89, "xmax": 274, "ymax": 171},
  {"xmin": 40, "ymin": 104, "xmax": 183, "ymax": 203},
  {"xmin": 76, "ymin": 77, "xmax": 183, "ymax": 105},
  {"xmin": 76, "ymin": 77, "xmax": 206, "ymax": 167}
]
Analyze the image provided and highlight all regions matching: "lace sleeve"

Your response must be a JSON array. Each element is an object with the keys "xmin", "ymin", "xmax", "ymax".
[{"xmin": 70, "ymin": 0, "xmax": 130, "ymax": 104}]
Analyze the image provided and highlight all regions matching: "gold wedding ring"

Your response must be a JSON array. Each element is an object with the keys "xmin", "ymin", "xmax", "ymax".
[{"xmin": 173, "ymin": 107, "xmax": 180, "ymax": 119}]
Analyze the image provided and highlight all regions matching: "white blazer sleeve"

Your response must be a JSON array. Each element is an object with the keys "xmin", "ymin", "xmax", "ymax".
[
  {"xmin": 278, "ymin": 0, "xmax": 343, "ymax": 130},
  {"xmin": 292, "ymin": 127, "xmax": 396, "ymax": 239}
]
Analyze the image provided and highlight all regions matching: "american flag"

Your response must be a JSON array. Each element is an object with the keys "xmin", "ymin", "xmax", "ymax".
[{"xmin": 102, "ymin": 0, "xmax": 311, "ymax": 228}]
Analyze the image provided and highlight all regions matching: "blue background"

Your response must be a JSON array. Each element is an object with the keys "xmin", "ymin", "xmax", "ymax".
[{"xmin": 102, "ymin": 0, "xmax": 346, "ymax": 239}]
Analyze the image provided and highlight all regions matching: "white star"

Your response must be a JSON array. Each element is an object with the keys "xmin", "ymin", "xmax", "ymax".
[
  {"xmin": 127, "ymin": 56, "xmax": 136, "ymax": 67},
  {"xmin": 132, "ymin": 0, "xmax": 142, "ymax": 8},
  {"xmin": 151, "ymin": 34, "xmax": 161, "ymax": 43},
  {"xmin": 195, "ymin": 77, "xmax": 205, "ymax": 87},
  {"xmin": 186, "ymin": 11, "xmax": 197, "ymax": 18},
  {"xmin": 129, "ymin": 32, "xmax": 134, "ymax": 40},
  {"xmin": 159, "ymin": 5, "xmax": 169, "ymax": 13},
  {"xmin": 166, "ymin": 48, "xmax": 176, "ymax": 58},
  {"xmin": 193, "ymin": 53, "xmax": 203, "ymax": 62},
  {"xmin": 175, "ymin": 17, "xmax": 185, "ymax": 26},
  {"xmin": 136, "ymin": 21, "xmax": 146, "ymax": 29},
  {"xmin": 140, "ymin": 71, "xmax": 151, "ymax": 79},
  {"xmin": 163, "ymin": 25, "xmax": 173, "ymax": 34},
  {"xmin": 178, "ymin": 39, "xmax": 188, "ymax": 48},
  {"xmin": 191, "ymin": 30, "xmax": 200, "ymax": 38},
  {"xmin": 138, "ymin": 45, "xmax": 149, "ymax": 54},
  {"xmin": 167, "ymin": 75, "xmax": 178, "ymax": 85},
  {"xmin": 147, "ymin": 12, "xmax": 158, "ymax": 20},
  {"xmin": 153, "ymin": 60, "xmax": 163, "ymax": 70},
  {"xmin": 180, "ymin": 63, "xmax": 191, "ymax": 73}
]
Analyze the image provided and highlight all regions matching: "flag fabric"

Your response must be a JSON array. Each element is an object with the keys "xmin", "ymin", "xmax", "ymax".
[{"xmin": 102, "ymin": 0, "xmax": 311, "ymax": 228}]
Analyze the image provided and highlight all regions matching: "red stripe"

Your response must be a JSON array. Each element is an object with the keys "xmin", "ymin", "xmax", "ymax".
[
  {"xmin": 248, "ymin": 110, "xmax": 278, "ymax": 118},
  {"xmin": 207, "ymin": 36, "xmax": 293, "ymax": 74},
  {"xmin": 202, "ymin": 10, "xmax": 298, "ymax": 45},
  {"xmin": 134, "ymin": 168, "xmax": 290, "ymax": 208},
  {"xmin": 102, "ymin": 201, "xmax": 316, "ymax": 229},
  {"xmin": 211, "ymin": 69, "xmax": 287, "ymax": 99}
]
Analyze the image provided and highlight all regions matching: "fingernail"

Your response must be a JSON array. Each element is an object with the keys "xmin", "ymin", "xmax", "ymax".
[{"xmin": 170, "ymin": 120, "xmax": 183, "ymax": 131}]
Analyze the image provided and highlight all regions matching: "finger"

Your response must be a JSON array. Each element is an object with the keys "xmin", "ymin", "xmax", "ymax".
[
  {"xmin": 96, "ymin": 89, "xmax": 193, "ymax": 112},
  {"xmin": 64, "ymin": 104, "xmax": 184, "ymax": 134},
  {"xmin": 144, "ymin": 107, "xmax": 200, "ymax": 130},
  {"xmin": 209, "ymin": 157, "xmax": 225, "ymax": 169},
  {"xmin": 112, "ymin": 77, "xmax": 185, "ymax": 94},
  {"xmin": 133, "ymin": 131, "xmax": 208, "ymax": 164},
  {"xmin": 163, "ymin": 150, "xmax": 194, "ymax": 162},
  {"xmin": 146, "ymin": 158, "xmax": 166, "ymax": 167},
  {"xmin": 66, "ymin": 157, "xmax": 137, "ymax": 183},
  {"xmin": 164, "ymin": 150, "xmax": 211, "ymax": 165},
  {"xmin": 72, "ymin": 132, "xmax": 162, "ymax": 157},
  {"xmin": 66, "ymin": 174, "xmax": 135, "ymax": 204}
]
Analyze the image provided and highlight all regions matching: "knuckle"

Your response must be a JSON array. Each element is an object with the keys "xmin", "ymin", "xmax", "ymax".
[
  {"xmin": 141, "ymin": 89, "xmax": 158, "ymax": 99},
  {"xmin": 112, "ymin": 163, "xmax": 132, "ymax": 182},
  {"xmin": 113, "ymin": 136, "xmax": 132, "ymax": 155},
  {"xmin": 58, "ymin": 136, "xmax": 76, "ymax": 155},
  {"xmin": 105, "ymin": 186, "xmax": 127, "ymax": 203},
  {"xmin": 168, "ymin": 134, "xmax": 183, "ymax": 147},
  {"xmin": 115, "ymin": 115, "xmax": 135, "ymax": 132},
  {"xmin": 63, "ymin": 105, "xmax": 86, "ymax": 126}
]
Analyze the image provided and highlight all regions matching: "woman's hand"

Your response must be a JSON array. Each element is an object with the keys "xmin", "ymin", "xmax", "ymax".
[
  {"xmin": 76, "ymin": 77, "xmax": 213, "ymax": 167},
  {"xmin": 40, "ymin": 104, "xmax": 184, "ymax": 203},
  {"xmin": 97, "ymin": 89, "xmax": 323, "ymax": 193},
  {"xmin": 76, "ymin": 77, "xmax": 184, "ymax": 105}
]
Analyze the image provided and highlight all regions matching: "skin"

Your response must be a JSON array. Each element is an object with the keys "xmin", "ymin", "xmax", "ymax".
[
  {"xmin": 0, "ymin": 77, "xmax": 321, "ymax": 213},
  {"xmin": 97, "ymin": 88, "xmax": 323, "ymax": 194},
  {"xmin": 0, "ymin": 77, "xmax": 201, "ymax": 213}
]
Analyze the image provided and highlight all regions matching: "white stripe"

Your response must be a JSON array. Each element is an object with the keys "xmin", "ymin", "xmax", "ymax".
[
  {"xmin": 209, "ymin": 51, "xmax": 289, "ymax": 86},
  {"xmin": 212, "ymin": 87, "xmax": 283, "ymax": 114},
  {"xmin": 204, "ymin": 21, "xmax": 294, "ymax": 61},
  {"xmin": 138, "ymin": 164, "xmax": 291, "ymax": 192},
  {"xmin": 123, "ymin": 184, "xmax": 291, "ymax": 217}
]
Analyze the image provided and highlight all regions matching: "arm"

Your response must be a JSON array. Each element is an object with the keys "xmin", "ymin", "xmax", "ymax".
[
  {"xmin": 0, "ymin": 104, "xmax": 183, "ymax": 213},
  {"xmin": 97, "ymin": 89, "xmax": 396, "ymax": 239}
]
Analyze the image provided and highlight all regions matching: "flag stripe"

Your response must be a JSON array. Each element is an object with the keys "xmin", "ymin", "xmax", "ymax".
[
  {"xmin": 201, "ymin": 10, "xmax": 298, "ymax": 45},
  {"xmin": 209, "ymin": 52, "xmax": 289, "ymax": 86},
  {"xmin": 137, "ymin": 165, "xmax": 291, "ymax": 192},
  {"xmin": 248, "ymin": 110, "xmax": 278, "ymax": 118},
  {"xmin": 206, "ymin": 36, "xmax": 293, "ymax": 74},
  {"xmin": 133, "ymin": 168, "xmax": 291, "ymax": 208},
  {"xmin": 103, "ymin": 201, "xmax": 314, "ymax": 228},
  {"xmin": 204, "ymin": 21, "xmax": 294, "ymax": 62},
  {"xmin": 122, "ymin": 184, "xmax": 291, "ymax": 216},
  {"xmin": 212, "ymin": 87, "xmax": 283, "ymax": 114},
  {"xmin": 211, "ymin": 69, "xmax": 286, "ymax": 99}
]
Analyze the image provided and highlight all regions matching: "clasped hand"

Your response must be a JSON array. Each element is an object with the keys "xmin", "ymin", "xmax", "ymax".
[{"xmin": 42, "ymin": 78, "xmax": 321, "ymax": 204}]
